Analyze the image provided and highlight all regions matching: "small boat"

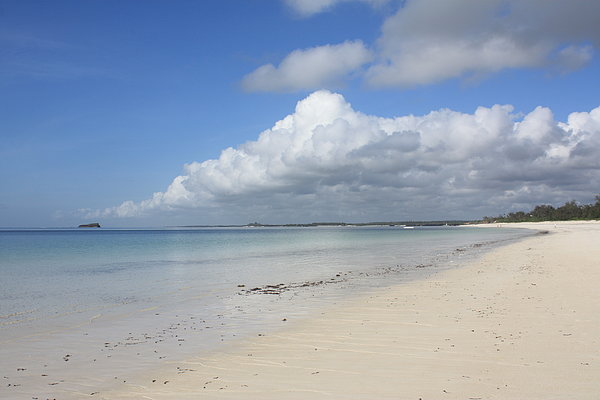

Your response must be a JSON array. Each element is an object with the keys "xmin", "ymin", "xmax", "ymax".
[{"xmin": 403, "ymin": 226, "xmax": 415, "ymax": 229}]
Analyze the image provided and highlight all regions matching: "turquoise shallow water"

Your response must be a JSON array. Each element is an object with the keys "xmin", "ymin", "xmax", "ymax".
[
  {"xmin": 0, "ymin": 226, "xmax": 529, "ymax": 336},
  {"xmin": 0, "ymin": 225, "xmax": 532, "ymax": 398}
]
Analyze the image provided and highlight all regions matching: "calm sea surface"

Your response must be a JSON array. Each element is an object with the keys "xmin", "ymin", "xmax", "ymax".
[
  {"xmin": 0, "ymin": 226, "xmax": 531, "ymax": 398},
  {"xmin": 1, "ymin": 226, "xmax": 527, "ymax": 334}
]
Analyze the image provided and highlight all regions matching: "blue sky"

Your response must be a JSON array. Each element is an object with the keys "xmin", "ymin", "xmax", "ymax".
[{"xmin": 1, "ymin": 0, "xmax": 599, "ymax": 227}]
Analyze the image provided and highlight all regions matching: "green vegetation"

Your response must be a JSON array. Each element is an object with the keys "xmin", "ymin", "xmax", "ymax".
[{"xmin": 482, "ymin": 195, "xmax": 600, "ymax": 223}]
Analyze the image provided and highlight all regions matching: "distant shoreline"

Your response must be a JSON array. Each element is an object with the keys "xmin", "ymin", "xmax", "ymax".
[{"xmin": 173, "ymin": 220, "xmax": 471, "ymax": 229}]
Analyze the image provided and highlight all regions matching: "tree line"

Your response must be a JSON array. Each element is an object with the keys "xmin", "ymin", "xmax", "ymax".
[{"xmin": 482, "ymin": 195, "xmax": 600, "ymax": 223}]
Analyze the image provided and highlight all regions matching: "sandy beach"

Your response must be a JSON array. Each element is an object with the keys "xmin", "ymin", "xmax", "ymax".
[{"xmin": 85, "ymin": 221, "xmax": 598, "ymax": 399}]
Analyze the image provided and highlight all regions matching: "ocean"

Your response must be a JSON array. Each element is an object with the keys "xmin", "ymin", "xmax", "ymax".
[{"xmin": 0, "ymin": 225, "xmax": 530, "ymax": 398}]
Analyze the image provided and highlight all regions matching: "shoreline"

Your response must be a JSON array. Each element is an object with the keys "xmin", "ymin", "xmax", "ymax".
[
  {"xmin": 1, "ymin": 226, "xmax": 528, "ymax": 399},
  {"xmin": 101, "ymin": 221, "xmax": 600, "ymax": 399}
]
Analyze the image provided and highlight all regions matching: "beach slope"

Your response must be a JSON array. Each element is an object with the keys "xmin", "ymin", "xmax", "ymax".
[{"xmin": 110, "ymin": 222, "xmax": 600, "ymax": 399}]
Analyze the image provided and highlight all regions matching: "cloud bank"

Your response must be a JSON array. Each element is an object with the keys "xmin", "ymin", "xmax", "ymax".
[
  {"xmin": 366, "ymin": 0, "xmax": 599, "ymax": 87},
  {"xmin": 86, "ymin": 91, "xmax": 600, "ymax": 222},
  {"xmin": 248, "ymin": 0, "xmax": 600, "ymax": 91}
]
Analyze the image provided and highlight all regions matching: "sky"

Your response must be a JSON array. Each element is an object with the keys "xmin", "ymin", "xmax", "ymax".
[{"xmin": 1, "ymin": 0, "xmax": 600, "ymax": 227}]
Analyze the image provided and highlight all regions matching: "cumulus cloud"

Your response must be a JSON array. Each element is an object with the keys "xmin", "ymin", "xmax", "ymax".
[
  {"xmin": 284, "ymin": 0, "xmax": 389, "ymax": 17},
  {"xmin": 88, "ymin": 91, "xmax": 600, "ymax": 222},
  {"xmin": 251, "ymin": 0, "xmax": 599, "ymax": 91},
  {"xmin": 242, "ymin": 41, "xmax": 372, "ymax": 92}
]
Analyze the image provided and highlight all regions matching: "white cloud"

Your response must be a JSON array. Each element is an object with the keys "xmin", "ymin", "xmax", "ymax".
[
  {"xmin": 242, "ymin": 41, "xmax": 372, "ymax": 92},
  {"xmin": 284, "ymin": 0, "xmax": 389, "ymax": 17},
  {"xmin": 255, "ymin": 0, "xmax": 599, "ymax": 91},
  {"xmin": 89, "ymin": 91, "xmax": 600, "ymax": 222},
  {"xmin": 367, "ymin": 34, "xmax": 549, "ymax": 87},
  {"xmin": 366, "ymin": 0, "xmax": 600, "ymax": 87}
]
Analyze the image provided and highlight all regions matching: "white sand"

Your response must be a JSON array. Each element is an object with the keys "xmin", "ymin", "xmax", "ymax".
[{"xmin": 66, "ymin": 222, "xmax": 600, "ymax": 398}]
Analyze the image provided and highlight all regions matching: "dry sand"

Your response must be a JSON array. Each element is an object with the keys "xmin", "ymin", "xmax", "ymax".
[{"xmin": 93, "ymin": 222, "xmax": 600, "ymax": 399}]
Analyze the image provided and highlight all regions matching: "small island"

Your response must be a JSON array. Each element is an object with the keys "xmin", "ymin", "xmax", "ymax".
[{"xmin": 78, "ymin": 222, "xmax": 101, "ymax": 228}]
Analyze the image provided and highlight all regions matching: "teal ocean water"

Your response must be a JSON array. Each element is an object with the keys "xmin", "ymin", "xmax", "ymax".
[
  {"xmin": 1, "ymin": 226, "xmax": 528, "ymax": 333},
  {"xmin": 0, "ymin": 226, "xmax": 530, "ymax": 397}
]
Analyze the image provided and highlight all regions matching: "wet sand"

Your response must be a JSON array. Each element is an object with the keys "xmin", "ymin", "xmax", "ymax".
[{"xmin": 95, "ymin": 221, "xmax": 600, "ymax": 399}]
